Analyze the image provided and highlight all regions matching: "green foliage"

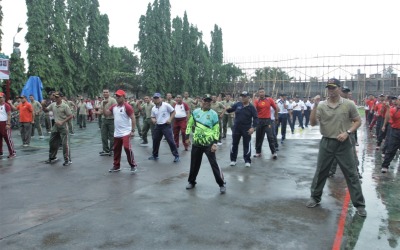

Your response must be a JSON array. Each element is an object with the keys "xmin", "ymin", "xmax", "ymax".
[
  {"xmin": 136, "ymin": 1, "xmax": 243, "ymax": 96},
  {"xmin": 0, "ymin": 0, "xmax": 3, "ymax": 51},
  {"xmin": 9, "ymin": 52, "xmax": 26, "ymax": 98}
]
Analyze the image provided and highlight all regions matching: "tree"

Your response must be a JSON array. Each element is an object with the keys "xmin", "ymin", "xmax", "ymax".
[
  {"xmin": 0, "ymin": 0, "xmax": 3, "ymax": 51},
  {"xmin": 9, "ymin": 51, "xmax": 26, "ymax": 98}
]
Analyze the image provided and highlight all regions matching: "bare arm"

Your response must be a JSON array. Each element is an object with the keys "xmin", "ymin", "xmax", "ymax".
[{"xmin": 310, "ymin": 96, "xmax": 320, "ymax": 126}]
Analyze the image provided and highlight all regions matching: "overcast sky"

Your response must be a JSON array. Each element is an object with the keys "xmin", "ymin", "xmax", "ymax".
[{"xmin": 2, "ymin": 0, "xmax": 399, "ymax": 76}]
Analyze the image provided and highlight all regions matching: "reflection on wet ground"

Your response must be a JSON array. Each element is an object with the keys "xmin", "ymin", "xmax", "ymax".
[{"xmin": 0, "ymin": 121, "xmax": 399, "ymax": 249}]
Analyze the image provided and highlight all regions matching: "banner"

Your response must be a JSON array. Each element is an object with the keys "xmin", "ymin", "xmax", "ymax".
[{"xmin": 0, "ymin": 59, "xmax": 10, "ymax": 80}]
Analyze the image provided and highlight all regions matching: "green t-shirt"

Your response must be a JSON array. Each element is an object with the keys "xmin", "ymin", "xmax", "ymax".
[{"xmin": 186, "ymin": 108, "xmax": 220, "ymax": 146}]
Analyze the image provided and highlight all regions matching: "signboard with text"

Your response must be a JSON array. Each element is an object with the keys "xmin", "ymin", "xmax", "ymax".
[{"xmin": 0, "ymin": 59, "xmax": 10, "ymax": 80}]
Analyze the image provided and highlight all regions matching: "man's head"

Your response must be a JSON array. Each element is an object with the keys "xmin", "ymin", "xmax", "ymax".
[
  {"xmin": 183, "ymin": 92, "xmax": 189, "ymax": 98},
  {"xmin": 176, "ymin": 95, "xmax": 182, "ymax": 104},
  {"xmin": 225, "ymin": 94, "xmax": 231, "ymax": 101},
  {"xmin": 258, "ymin": 88, "xmax": 266, "ymax": 99},
  {"xmin": 279, "ymin": 93, "xmax": 287, "ymax": 100},
  {"xmin": 29, "ymin": 94, "xmax": 35, "ymax": 102},
  {"xmin": 166, "ymin": 93, "xmax": 173, "ymax": 100},
  {"xmin": 143, "ymin": 96, "xmax": 150, "ymax": 103},
  {"xmin": 379, "ymin": 94, "xmax": 385, "ymax": 102},
  {"xmin": 20, "ymin": 95, "xmax": 27, "ymax": 103},
  {"xmin": 53, "ymin": 92, "xmax": 62, "ymax": 103},
  {"xmin": 0, "ymin": 92, "xmax": 4, "ymax": 103},
  {"xmin": 340, "ymin": 86, "xmax": 351, "ymax": 98},
  {"xmin": 102, "ymin": 89, "xmax": 110, "ymax": 99},
  {"xmin": 240, "ymin": 91, "xmax": 250, "ymax": 103},
  {"xmin": 115, "ymin": 89, "xmax": 126, "ymax": 104},
  {"xmin": 202, "ymin": 94, "xmax": 212, "ymax": 110},
  {"xmin": 326, "ymin": 78, "xmax": 341, "ymax": 98},
  {"xmin": 153, "ymin": 93, "xmax": 162, "ymax": 104},
  {"xmin": 211, "ymin": 95, "xmax": 217, "ymax": 103}
]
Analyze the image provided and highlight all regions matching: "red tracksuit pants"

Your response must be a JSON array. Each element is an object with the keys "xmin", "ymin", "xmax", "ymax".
[
  {"xmin": 0, "ymin": 121, "xmax": 16, "ymax": 156},
  {"xmin": 113, "ymin": 134, "xmax": 136, "ymax": 168}
]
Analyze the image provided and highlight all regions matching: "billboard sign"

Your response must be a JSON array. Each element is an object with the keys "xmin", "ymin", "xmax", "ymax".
[{"xmin": 0, "ymin": 59, "xmax": 10, "ymax": 80}]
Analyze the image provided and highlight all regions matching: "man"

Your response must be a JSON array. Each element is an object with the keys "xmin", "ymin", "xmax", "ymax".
[
  {"xmin": 304, "ymin": 97, "xmax": 312, "ymax": 128},
  {"xmin": 8, "ymin": 95, "xmax": 34, "ymax": 147},
  {"xmin": 128, "ymin": 98, "xmax": 143, "ymax": 137},
  {"xmin": 307, "ymin": 78, "xmax": 366, "ymax": 217},
  {"xmin": 329, "ymin": 86, "xmax": 362, "ymax": 179},
  {"xmin": 276, "ymin": 93, "xmax": 290, "ymax": 143},
  {"xmin": 44, "ymin": 92, "xmax": 73, "ymax": 166},
  {"xmin": 365, "ymin": 94, "xmax": 375, "ymax": 125},
  {"xmin": 165, "ymin": 93, "xmax": 176, "ymax": 106},
  {"xmin": 77, "ymin": 97, "xmax": 87, "ymax": 129},
  {"xmin": 226, "ymin": 91, "xmax": 258, "ymax": 167},
  {"xmin": 221, "ymin": 94, "xmax": 235, "ymax": 139},
  {"xmin": 185, "ymin": 94, "xmax": 226, "ymax": 193},
  {"xmin": 140, "ymin": 96, "xmax": 155, "ymax": 145},
  {"xmin": 94, "ymin": 96, "xmax": 103, "ymax": 129},
  {"xmin": 64, "ymin": 96, "xmax": 76, "ymax": 135},
  {"xmin": 95, "ymin": 89, "xmax": 117, "ymax": 156},
  {"xmin": 105, "ymin": 90, "xmax": 137, "ymax": 173},
  {"xmin": 253, "ymin": 88, "xmax": 278, "ymax": 159},
  {"xmin": 381, "ymin": 95, "xmax": 400, "ymax": 173},
  {"xmin": 210, "ymin": 95, "xmax": 226, "ymax": 145},
  {"xmin": 183, "ymin": 91, "xmax": 198, "ymax": 111},
  {"xmin": 148, "ymin": 93, "xmax": 180, "ymax": 162},
  {"xmin": 0, "ymin": 92, "xmax": 16, "ymax": 158},
  {"xmin": 374, "ymin": 94, "xmax": 388, "ymax": 149},
  {"xmin": 29, "ymin": 94, "xmax": 44, "ymax": 139},
  {"xmin": 173, "ymin": 95, "xmax": 190, "ymax": 150},
  {"xmin": 291, "ymin": 96, "xmax": 305, "ymax": 130}
]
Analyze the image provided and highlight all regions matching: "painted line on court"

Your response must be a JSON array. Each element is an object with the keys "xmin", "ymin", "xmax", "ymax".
[{"xmin": 332, "ymin": 188, "xmax": 351, "ymax": 249}]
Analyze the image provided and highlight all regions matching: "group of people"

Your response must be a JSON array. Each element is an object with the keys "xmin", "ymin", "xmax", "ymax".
[{"xmin": 6, "ymin": 78, "xmax": 400, "ymax": 217}]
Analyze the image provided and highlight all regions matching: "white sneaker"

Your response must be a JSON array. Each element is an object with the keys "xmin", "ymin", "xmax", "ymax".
[
  {"xmin": 229, "ymin": 161, "xmax": 236, "ymax": 166},
  {"xmin": 273, "ymin": 153, "xmax": 278, "ymax": 159},
  {"xmin": 39, "ymin": 136, "xmax": 44, "ymax": 139},
  {"xmin": 217, "ymin": 142, "xmax": 222, "ymax": 146},
  {"xmin": 245, "ymin": 162, "xmax": 251, "ymax": 167}
]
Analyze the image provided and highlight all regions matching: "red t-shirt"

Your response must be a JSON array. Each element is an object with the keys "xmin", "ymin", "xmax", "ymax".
[
  {"xmin": 390, "ymin": 107, "xmax": 400, "ymax": 129},
  {"xmin": 375, "ymin": 102, "xmax": 387, "ymax": 117},
  {"xmin": 366, "ymin": 99, "xmax": 375, "ymax": 110},
  {"xmin": 254, "ymin": 98, "xmax": 276, "ymax": 119},
  {"xmin": 16, "ymin": 102, "xmax": 34, "ymax": 122}
]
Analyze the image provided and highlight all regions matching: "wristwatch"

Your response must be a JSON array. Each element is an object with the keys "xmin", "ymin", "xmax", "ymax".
[{"xmin": 346, "ymin": 130, "xmax": 352, "ymax": 134}]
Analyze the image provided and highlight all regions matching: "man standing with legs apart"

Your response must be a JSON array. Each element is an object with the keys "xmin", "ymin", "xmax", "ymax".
[
  {"xmin": 185, "ymin": 94, "xmax": 226, "ymax": 193},
  {"xmin": 0, "ymin": 92, "xmax": 16, "ymax": 158},
  {"xmin": 8, "ymin": 95, "xmax": 34, "ymax": 147},
  {"xmin": 148, "ymin": 93, "xmax": 180, "ymax": 162},
  {"xmin": 44, "ymin": 92, "xmax": 73, "ymax": 166},
  {"xmin": 106, "ymin": 90, "xmax": 137, "ymax": 173},
  {"xmin": 173, "ymin": 95, "xmax": 190, "ymax": 150},
  {"xmin": 253, "ymin": 88, "xmax": 278, "ymax": 159},
  {"xmin": 140, "ymin": 96, "xmax": 155, "ymax": 145},
  {"xmin": 96, "ymin": 89, "xmax": 117, "ymax": 156},
  {"xmin": 276, "ymin": 93, "xmax": 290, "ymax": 143},
  {"xmin": 307, "ymin": 78, "xmax": 366, "ymax": 217},
  {"xmin": 226, "ymin": 91, "xmax": 258, "ymax": 167}
]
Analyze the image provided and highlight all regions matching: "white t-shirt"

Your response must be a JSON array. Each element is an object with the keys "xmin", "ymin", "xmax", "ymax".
[
  {"xmin": 151, "ymin": 102, "xmax": 174, "ymax": 124},
  {"xmin": 109, "ymin": 102, "xmax": 134, "ymax": 137},
  {"xmin": 174, "ymin": 102, "xmax": 189, "ymax": 118},
  {"xmin": 0, "ymin": 103, "xmax": 11, "ymax": 121},
  {"xmin": 292, "ymin": 100, "xmax": 305, "ymax": 111},
  {"xmin": 276, "ymin": 99, "xmax": 289, "ymax": 114}
]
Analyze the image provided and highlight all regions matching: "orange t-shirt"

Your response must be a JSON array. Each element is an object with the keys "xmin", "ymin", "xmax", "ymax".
[{"xmin": 17, "ymin": 102, "xmax": 34, "ymax": 122}]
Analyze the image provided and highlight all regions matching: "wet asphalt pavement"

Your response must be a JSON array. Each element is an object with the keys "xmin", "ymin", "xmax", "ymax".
[{"xmin": 0, "ymin": 119, "xmax": 399, "ymax": 250}]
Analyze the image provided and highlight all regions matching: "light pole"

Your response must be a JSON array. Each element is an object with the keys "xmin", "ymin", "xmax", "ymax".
[{"xmin": 7, "ymin": 24, "xmax": 23, "ymax": 101}]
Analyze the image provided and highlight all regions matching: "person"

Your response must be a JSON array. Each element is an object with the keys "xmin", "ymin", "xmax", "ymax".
[
  {"xmin": 307, "ymin": 78, "xmax": 366, "ymax": 217},
  {"xmin": 44, "ymin": 92, "xmax": 73, "ymax": 166},
  {"xmin": 8, "ymin": 95, "xmax": 34, "ymax": 147},
  {"xmin": 183, "ymin": 91, "xmax": 197, "ymax": 111},
  {"xmin": 304, "ymin": 97, "xmax": 312, "ymax": 127},
  {"xmin": 210, "ymin": 95, "xmax": 226, "ymax": 145},
  {"xmin": 86, "ymin": 98, "xmax": 94, "ymax": 122},
  {"xmin": 77, "ymin": 97, "xmax": 87, "ymax": 129},
  {"xmin": 165, "ymin": 93, "xmax": 176, "ymax": 106},
  {"xmin": 221, "ymin": 94, "xmax": 235, "ymax": 139},
  {"xmin": 328, "ymin": 86, "xmax": 362, "ymax": 179},
  {"xmin": 0, "ymin": 92, "xmax": 16, "ymax": 158},
  {"xmin": 96, "ymin": 89, "xmax": 117, "ymax": 156},
  {"xmin": 128, "ymin": 98, "xmax": 143, "ymax": 137},
  {"xmin": 172, "ymin": 95, "xmax": 190, "ymax": 150},
  {"xmin": 185, "ymin": 94, "xmax": 226, "ymax": 193},
  {"xmin": 29, "ymin": 94, "xmax": 44, "ymax": 139},
  {"xmin": 140, "ymin": 95, "xmax": 155, "ymax": 145},
  {"xmin": 226, "ymin": 91, "xmax": 258, "ymax": 167},
  {"xmin": 253, "ymin": 88, "xmax": 278, "ymax": 159},
  {"xmin": 64, "ymin": 96, "xmax": 76, "ymax": 135},
  {"xmin": 105, "ymin": 90, "xmax": 138, "ymax": 173},
  {"xmin": 365, "ymin": 94, "xmax": 375, "ymax": 125},
  {"xmin": 276, "ymin": 93, "xmax": 290, "ymax": 143},
  {"xmin": 380, "ymin": 95, "xmax": 400, "ymax": 173},
  {"xmin": 291, "ymin": 96, "xmax": 305, "ymax": 130},
  {"xmin": 148, "ymin": 93, "xmax": 180, "ymax": 162}
]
